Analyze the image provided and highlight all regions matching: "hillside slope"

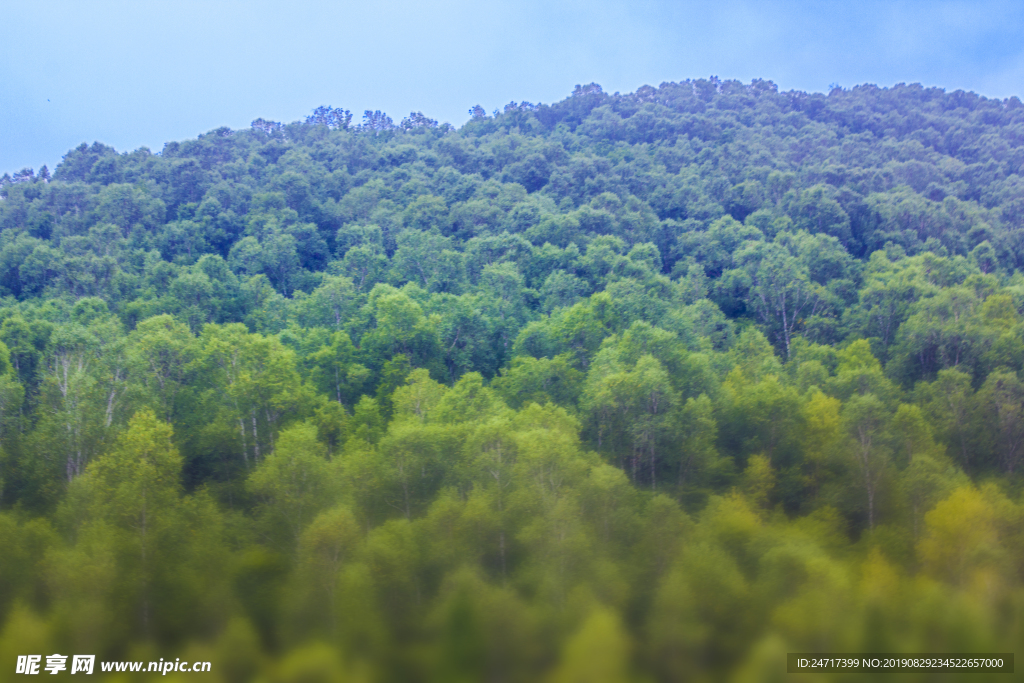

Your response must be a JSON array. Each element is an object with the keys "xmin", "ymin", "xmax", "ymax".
[{"xmin": 0, "ymin": 79, "xmax": 1022, "ymax": 681}]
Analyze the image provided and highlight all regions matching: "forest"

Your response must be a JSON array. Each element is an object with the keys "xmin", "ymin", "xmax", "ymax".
[{"xmin": 0, "ymin": 77, "xmax": 1022, "ymax": 681}]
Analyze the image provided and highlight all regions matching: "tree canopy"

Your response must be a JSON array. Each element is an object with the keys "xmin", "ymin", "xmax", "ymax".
[{"xmin": 1, "ymin": 78, "xmax": 1023, "ymax": 681}]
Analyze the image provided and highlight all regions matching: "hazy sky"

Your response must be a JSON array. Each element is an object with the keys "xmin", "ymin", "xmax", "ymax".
[{"xmin": 3, "ymin": 0, "xmax": 1023, "ymax": 174}]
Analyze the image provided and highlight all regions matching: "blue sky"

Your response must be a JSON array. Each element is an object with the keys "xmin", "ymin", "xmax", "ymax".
[{"xmin": 2, "ymin": 0, "xmax": 1023, "ymax": 174}]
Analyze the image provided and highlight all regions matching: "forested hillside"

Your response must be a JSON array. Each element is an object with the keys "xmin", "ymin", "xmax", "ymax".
[{"xmin": 1, "ymin": 78, "xmax": 1022, "ymax": 681}]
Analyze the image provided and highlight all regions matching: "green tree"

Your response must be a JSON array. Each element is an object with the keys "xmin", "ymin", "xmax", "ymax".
[
  {"xmin": 292, "ymin": 274, "xmax": 361, "ymax": 330},
  {"xmin": 798, "ymin": 390, "xmax": 842, "ymax": 501},
  {"xmin": 916, "ymin": 368, "xmax": 975, "ymax": 472},
  {"xmin": 196, "ymin": 323, "xmax": 313, "ymax": 468},
  {"xmin": 842, "ymin": 394, "xmax": 891, "ymax": 530},
  {"xmin": 248, "ymin": 422, "xmax": 338, "ymax": 546},
  {"xmin": 491, "ymin": 354, "xmax": 583, "ymax": 409},
  {"xmin": 307, "ymin": 331, "xmax": 370, "ymax": 407},
  {"xmin": 549, "ymin": 607, "xmax": 631, "ymax": 683},
  {"xmin": 359, "ymin": 284, "xmax": 443, "ymax": 373},
  {"xmin": 52, "ymin": 410, "xmax": 227, "ymax": 643},
  {"xmin": 736, "ymin": 240, "xmax": 824, "ymax": 360},
  {"xmin": 289, "ymin": 505, "xmax": 362, "ymax": 637},
  {"xmin": 975, "ymin": 369, "xmax": 1024, "ymax": 474},
  {"xmin": 126, "ymin": 315, "xmax": 196, "ymax": 423}
]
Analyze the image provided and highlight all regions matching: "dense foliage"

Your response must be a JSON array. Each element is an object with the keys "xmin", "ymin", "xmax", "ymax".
[{"xmin": 1, "ymin": 78, "xmax": 1023, "ymax": 681}]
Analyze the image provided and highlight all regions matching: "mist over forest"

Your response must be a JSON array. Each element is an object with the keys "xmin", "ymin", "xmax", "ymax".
[{"xmin": 1, "ymin": 77, "xmax": 1022, "ymax": 681}]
